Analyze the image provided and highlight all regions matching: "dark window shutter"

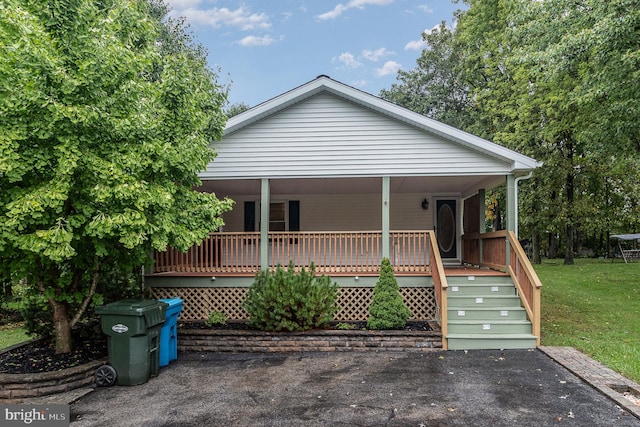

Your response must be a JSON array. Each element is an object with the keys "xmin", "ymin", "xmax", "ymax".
[
  {"xmin": 244, "ymin": 201, "xmax": 255, "ymax": 232},
  {"xmin": 289, "ymin": 200, "xmax": 300, "ymax": 231}
]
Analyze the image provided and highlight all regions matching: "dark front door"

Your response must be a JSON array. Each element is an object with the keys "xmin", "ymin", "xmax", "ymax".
[{"xmin": 436, "ymin": 199, "xmax": 457, "ymax": 259}]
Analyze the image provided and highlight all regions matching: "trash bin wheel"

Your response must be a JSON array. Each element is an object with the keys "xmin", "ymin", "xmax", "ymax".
[{"xmin": 95, "ymin": 364, "xmax": 117, "ymax": 387}]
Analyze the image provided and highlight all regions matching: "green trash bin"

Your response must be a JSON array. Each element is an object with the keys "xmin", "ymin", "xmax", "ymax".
[{"xmin": 95, "ymin": 299, "xmax": 168, "ymax": 386}]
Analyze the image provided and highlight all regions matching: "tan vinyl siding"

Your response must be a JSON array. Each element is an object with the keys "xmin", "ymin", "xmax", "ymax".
[
  {"xmin": 219, "ymin": 193, "xmax": 434, "ymax": 232},
  {"xmin": 205, "ymin": 93, "xmax": 511, "ymax": 180}
]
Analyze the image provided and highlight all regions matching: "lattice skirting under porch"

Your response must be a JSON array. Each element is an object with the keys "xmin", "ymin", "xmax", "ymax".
[{"xmin": 150, "ymin": 287, "xmax": 437, "ymax": 322}]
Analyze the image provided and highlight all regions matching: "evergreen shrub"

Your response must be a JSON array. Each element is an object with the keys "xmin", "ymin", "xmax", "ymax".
[
  {"xmin": 244, "ymin": 262, "xmax": 338, "ymax": 332},
  {"xmin": 367, "ymin": 258, "xmax": 412, "ymax": 329}
]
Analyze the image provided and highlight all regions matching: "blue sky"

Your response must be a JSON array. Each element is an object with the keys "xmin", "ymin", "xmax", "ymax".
[{"xmin": 165, "ymin": 0, "xmax": 464, "ymax": 107}]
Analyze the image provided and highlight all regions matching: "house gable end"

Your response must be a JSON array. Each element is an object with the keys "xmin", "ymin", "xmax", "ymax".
[
  {"xmin": 205, "ymin": 90, "xmax": 520, "ymax": 180},
  {"xmin": 206, "ymin": 76, "xmax": 538, "ymax": 179}
]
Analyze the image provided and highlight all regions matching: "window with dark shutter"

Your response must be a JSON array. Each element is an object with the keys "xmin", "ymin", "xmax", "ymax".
[
  {"xmin": 289, "ymin": 200, "xmax": 300, "ymax": 232},
  {"xmin": 244, "ymin": 201, "xmax": 255, "ymax": 232}
]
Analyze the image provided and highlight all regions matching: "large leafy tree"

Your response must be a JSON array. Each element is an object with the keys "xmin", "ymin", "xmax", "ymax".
[
  {"xmin": 503, "ymin": 0, "xmax": 640, "ymax": 262},
  {"xmin": 0, "ymin": 0, "xmax": 232, "ymax": 353},
  {"xmin": 380, "ymin": 21, "xmax": 476, "ymax": 130},
  {"xmin": 384, "ymin": 0, "xmax": 640, "ymax": 263}
]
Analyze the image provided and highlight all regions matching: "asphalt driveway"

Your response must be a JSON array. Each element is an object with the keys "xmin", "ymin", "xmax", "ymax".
[{"xmin": 70, "ymin": 349, "xmax": 640, "ymax": 426}]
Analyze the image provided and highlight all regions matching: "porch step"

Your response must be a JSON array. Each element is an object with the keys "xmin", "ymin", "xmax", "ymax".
[
  {"xmin": 446, "ymin": 276, "xmax": 515, "ymax": 295},
  {"xmin": 447, "ymin": 306, "xmax": 527, "ymax": 320},
  {"xmin": 445, "ymin": 275, "xmax": 537, "ymax": 351},
  {"xmin": 447, "ymin": 319, "xmax": 532, "ymax": 334},
  {"xmin": 446, "ymin": 333, "xmax": 538, "ymax": 350},
  {"xmin": 447, "ymin": 294, "xmax": 522, "ymax": 307},
  {"xmin": 445, "ymin": 275, "xmax": 512, "ymax": 285}
]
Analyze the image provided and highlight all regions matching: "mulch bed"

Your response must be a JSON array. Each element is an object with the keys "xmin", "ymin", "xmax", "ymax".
[{"xmin": 0, "ymin": 339, "xmax": 108, "ymax": 375}]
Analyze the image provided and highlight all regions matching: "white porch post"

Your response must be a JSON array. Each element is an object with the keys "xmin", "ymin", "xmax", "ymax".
[
  {"xmin": 260, "ymin": 178, "xmax": 270, "ymax": 270},
  {"xmin": 382, "ymin": 176, "xmax": 390, "ymax": 259},
  {"xmin": 505, "ymin": 175, "xmax": 516, "ymax": 265}
]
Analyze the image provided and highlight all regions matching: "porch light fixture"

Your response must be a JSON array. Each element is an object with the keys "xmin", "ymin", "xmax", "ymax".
[
  {"xmin": 211, "ymin": 277, "xmax": 216, "ymax": 281},
  {"xmin": 421, "ymin": 198, "xmax": 429, "ymax": 210}
]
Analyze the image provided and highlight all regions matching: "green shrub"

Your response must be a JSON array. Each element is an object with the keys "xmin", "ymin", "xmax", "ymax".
[
  {"xmin": 335, "ymin": 322, "xmax": 356, "ymax": 330},
  {"xmin": 20, "ymin": 291, "xmax": 52, "ymax": 339},
  {"xmin": 367, "ymin": 258, "xmax": 412, "ymax": 329},
  {"xmin": 205, "ymin": 310, "xmax": 227, "ymax": 327},
  {"xmin": 244, "ymin": 262, "xmax": 338, "ymax": 332}
]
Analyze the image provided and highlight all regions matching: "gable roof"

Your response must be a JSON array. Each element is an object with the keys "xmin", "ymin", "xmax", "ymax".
[{"xmin": 221, "ymin": 75, "xmax": 540, "ymax": 174}]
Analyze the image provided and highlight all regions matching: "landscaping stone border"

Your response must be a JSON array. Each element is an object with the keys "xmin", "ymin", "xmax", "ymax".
[
  {"xmin": 178, "ymin": 328, "xmax": 443, "ymax": 353},
  {"xmin": 0, "ymin": 358, "xmax": 106, "ymax": 404}
]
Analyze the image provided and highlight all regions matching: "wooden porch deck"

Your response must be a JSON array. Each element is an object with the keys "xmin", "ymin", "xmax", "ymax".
[{"xmin": 146, "ymin": 265, "xmax": 508, "ymax": 277}]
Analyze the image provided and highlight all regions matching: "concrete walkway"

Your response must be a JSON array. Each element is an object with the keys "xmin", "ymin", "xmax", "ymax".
[
  {"xmin": 539, "ymin": 346, "xmax": 640, "ymax": 419},
  {"xmin": 68, "ymin": 348, "xmax": 640, "ymax": 426}
]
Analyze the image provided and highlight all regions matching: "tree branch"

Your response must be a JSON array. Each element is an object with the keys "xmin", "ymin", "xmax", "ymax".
[{"xmin": 70, "ymin": 255, "xmax": 100, "ymax": 328}]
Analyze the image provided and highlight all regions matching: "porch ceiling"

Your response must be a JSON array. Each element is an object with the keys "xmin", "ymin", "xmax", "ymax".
[{"xmin": 198, "ymin": 175, "xmax": 505, "ymax": 197}]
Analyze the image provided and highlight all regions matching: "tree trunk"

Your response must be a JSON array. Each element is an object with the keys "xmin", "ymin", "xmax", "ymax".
[
  {"xmin": 493, "ymin": 205, "xmax": 502, "ymax": 231},
  {"xmin": 50, "ymin": 299, "xmax": 73, "ymax": 354},
  {"xmin": 2, "ymin": 280, "xmax": 12, "ymax": 299},
  {"xmin": 548, "ymin": 232, "xmax": 557, "ymax": 259},
  {"xmin": 564, "ymin": 170, "xmax": 575, "ymax": 265},
  {"xmin": 575, "ymin": 228, "xmax": 583, "ymax": 257},
  {"xmin": 564, "ymin": 224, "xmax": 575, "ymax": 265},
  {"xmin": 532, "ymin": 231, "xmax": 541, "ymax": 264}
]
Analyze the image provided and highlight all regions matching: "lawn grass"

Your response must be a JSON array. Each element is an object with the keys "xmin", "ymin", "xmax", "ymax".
[
  {"xmin": 0, "ymin": 322, "xmax": 30, "ymax": 350},
  {"xmin": 535, "ymin": 258, "xmax": 640, "ymax": 382}
]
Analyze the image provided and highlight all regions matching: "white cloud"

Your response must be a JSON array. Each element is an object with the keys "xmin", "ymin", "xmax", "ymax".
[
  {"xmin": 169, "ymin": 6, "xmax": 271, "ymax": 31},
  {"xmin": 351, "ymin": 79, "xmax": 367, "ymax": 88},
  {"xmin": 361, "ymin": 47, "xmax": 392, "ymax": 62},
  {"xmin": 165, "ymin": 0, "xmax": 201, "ymax": 9},
  {"xmin": 417, "ymin": 4, "xmax": 434, "ymax": 14},
  {"xmin": 237, "ymin": 35, "xmax": 276, "ymax": 47},
  {"xmin": 317, "ymin": 0, "xmax": 394, "ymax": 20},
  {"xmin": 335, "ymin": 52, "xmax": 362, "ymax": 68},
  {"xmin": 318, "ymin": 4, "xmax": 347, "ymax": 20},
  {"xmin": 404, "ymin": 38, "xmax": 427, "ymax": 50},
  {"xmin": 375, "ymin": 60, "xmax": 401, "ymax": 76},
  {"xmin": 404, "ymin": 24, "xmax": 440, "ymax": 50}
]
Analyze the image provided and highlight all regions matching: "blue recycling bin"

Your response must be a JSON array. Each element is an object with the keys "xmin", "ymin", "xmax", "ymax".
[{"xmin": 158, "ymin": 298, "xmax": 183, "ymax": 367}]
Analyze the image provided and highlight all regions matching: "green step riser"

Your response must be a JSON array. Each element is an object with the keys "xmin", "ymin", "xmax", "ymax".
[
  {"xmin": 445, "ymin": 277, "xmax": 513, "ymax": 285},
  {"xmin": 447, "ymin": 296, "xmax": 522, "ymax": 307},
  {"xmin": 447, "ymin": 324, "xmax": 532, "ymax": 334},
  {"xmin": 447, "ymin": 310, "xmax": 527, "ymax": 320},
  {"xmin": 448, "ymin": 287, "xmax": 516, "ymax": 296},
  {"xmin": 447, "ymin": 338, "xmax": 537, "ymax": 350}
]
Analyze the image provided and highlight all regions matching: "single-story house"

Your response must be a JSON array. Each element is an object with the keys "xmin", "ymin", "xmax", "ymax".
[{"xmin": 146, "ymin": 75, "xmax": 543, "ymax": 350}]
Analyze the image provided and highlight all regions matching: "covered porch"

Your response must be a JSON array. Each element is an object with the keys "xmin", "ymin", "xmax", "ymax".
[{"xmin": 146, "ymin": 173, "xmax": 510, "ymax": 324}]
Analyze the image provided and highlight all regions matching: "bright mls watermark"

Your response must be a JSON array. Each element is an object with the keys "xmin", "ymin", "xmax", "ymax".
[{"xmin": 2, "ymin": 404, "xmax": 69, "ymax": 426}]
